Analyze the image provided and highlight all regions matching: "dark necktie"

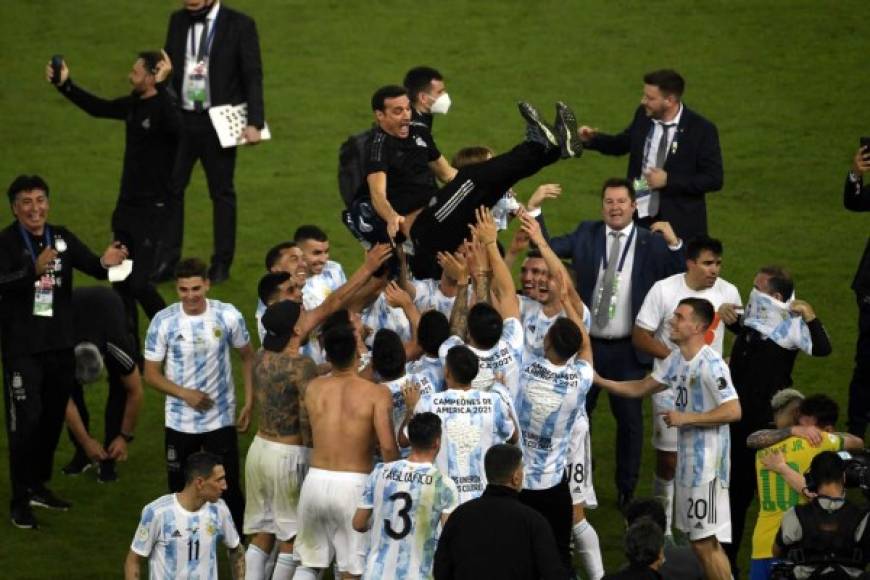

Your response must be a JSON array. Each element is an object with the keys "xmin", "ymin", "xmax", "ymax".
[
  {"xmin": 655, "ymin": 123, "xmax": 674, "ymax": 169},
  {"xmin": 193, "ymin": 20, "xmax": 209, "ymax": 112}
]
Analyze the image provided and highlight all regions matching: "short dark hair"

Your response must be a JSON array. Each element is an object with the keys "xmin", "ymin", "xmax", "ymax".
[
  {"xmin": 451, "ymin": 146, "xmax": 494, "ymax": 169},
  {"xmin": 258, "ymin": 272, "xmax": 291, "ymax": 305},
  {"xmin": 686, "ymin": 235, "xmax": 723, "ymax": 261},
  {"xmin": 320, "ymin": 309, "xmax": 351, "ymax": 336},
  {"xmin": 184, "ymin": 451, "xmax": 222, "ymax": 484},
  {"xmin": 600, "ymin": 177, "xmax": 636, "ymax": 202},
  {"xmin": 625, "ymin": 518, "xmax": 664, "ymax": 568},
  {"xmin": 293, "ymin": 225, "xmax": 328, "ymax": 244},
  {"xmin": 408, "ymin": 412, "xmax": 441, "ymax": 450},
  {"xmin": 808, "ymin": 451, "xmax": 845, "ymax": 488},
  {"xmin": 484, "ymin": 444, "xmax": 522, "ymax": 485},
  {"xmin": 467, "ymin": 303, "xmax": 503, "ymax": 349},
  {"xmin": 524, "ymin": 248, "xmax": 543, "ymax": 260},
  {"xmin": 799, "ymin": 394, "xmax": 839, "ymax": 429},
  {"xmin": 678, "ymin": 297, "xmax": 715, "ymax": 329},
  {"xmin": 7, "ymin": 174, "xmax": 49, "ymax": 205},
  {"xmin": 137, "ymin": 51, "xmax": 162, "ymax": 74},
  {"xmin": 643, "ymin": 69, "xmax": 685, "ymax": 99},
  {"xmin": 372, "ymin": 329, "xmax": 406, "ymax": 381},
  {"xmin": 547, "ymin": 318, "xmax": 582, "ymax": 360},
  {"xmin": 403, "ymin": 66, "xmax": 443, "ymax": 103},
  {"xmin": 371, "ymin": 85, "xmax": 408, "ymax": 112},
  {"xmin": 264, "ymin": 241, "xmax": 296, "ymax": 271},
  {"xmin": 445, "ymin": 346, "xmax": 479, "ymax": 385},
  {"xmin": 625, "ymin": 498, "xmax": 667, "ymax": 532},
  {"xmin": 175, "ymin": 257, "xmax": 209, "ymax": 280},
  {"xmin": 417, "ymin": 310, "xmax": 450, "ymax": 356},
  {"xmin": 758, "ymin": 265, "xmax": 794, "ymax": 301},
  {"xmin": 322, "ymin": 322, "xmax": 357, "ymax": 369}
]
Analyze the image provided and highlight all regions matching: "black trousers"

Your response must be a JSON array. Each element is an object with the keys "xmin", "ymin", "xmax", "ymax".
[
  {"xmin": 165, "ymin": 426, "xmax": 244, "ymax": 534},
  {"xmin": 163, "ymin": 111, "xmax": 237, "ymax": 269},
  {"xmin": 66, "ymin": 368, "xmax": 127, "ymax": 466},
  {"xmin": 519, "ymin": 478, "xmax": 573, "ymax": 574},
  {"xmin": 112, "ymin": 203, "xmax": 167, "ymax": 341},
  {"xmin": 724, "ymin": 419, "xmax": 759, "ymax": 578},
  {"xmin": 410, "ymin": 141, "xmax": 561, "ymax": 278},
  {"xmin": 848, "ymin": 294, "xmax": 870, "ymax": 436},
  {"xmin": 3, "ymin": 350, "xmax": 75, "ymax": 507},
  {"xmin": 585, "ymin": 338, "xmax": 645, "ymax": 495}
]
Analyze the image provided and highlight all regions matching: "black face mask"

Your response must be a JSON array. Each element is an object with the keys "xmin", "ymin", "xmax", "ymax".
[{"xmin": 187, "ymin": 2, "xmax": 212, "ymax": 22}]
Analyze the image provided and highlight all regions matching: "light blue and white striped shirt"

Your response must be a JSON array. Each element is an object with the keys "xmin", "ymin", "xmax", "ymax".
[
  {"xmin": 406, "ymin": 355, "xmax": 445, "ymax": 396},
  {"xmin": 413, "ymin": 387, "xmax": 515, "ymax": 505},
  {"xmin": 144, "ymin": 300, "xmax": 250, "ymax": 434},
  {"xmin": 439, "ymin": 317, "xmax": 525, "ymax": 393},
  {"xmin": 651, "ymin": 345, "xmax": 738, "ymax": 487},
  {"xmin": 303, "ymin": 260, "xmax": 346, "ymax": 311},
  {"xmin": 514, "ymin": 355, "xmax": 593, "ymax": 490},
  {"xmin": 359, "ymin": 460, "xmax": 458, "ymax": 580},
  {"xmin": 518, "ymin": 296, "xmax": 591, "ymax": 359},
  {"xmin": 130, "ymin": 494, "xmax": 239, "ymax": 580}
]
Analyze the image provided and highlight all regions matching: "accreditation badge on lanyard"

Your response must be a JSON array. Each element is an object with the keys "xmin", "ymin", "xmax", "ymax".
[
  {"xmin": 186, "ymin": 21, "xmax": 216, "ymax": 108},
  {"xmin": 20, "ymin": 224, "xmax": 61, "ymax": 317},
  {"xmin": 596, "ymin": 226, "xmax": 636, "ymax": 321}
]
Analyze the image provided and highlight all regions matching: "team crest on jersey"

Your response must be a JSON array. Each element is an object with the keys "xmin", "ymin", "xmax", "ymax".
[
  {"xmin": 716, "ymin": 377, "xmax": 727, "ymax": 390},
  {"xmin": 206, "ymin": 520, "xmax": 217, "ymax": 536},
  {"xmin": 415, "ymin": 136, "xmax": 428, "ymax": 148},
  {"xmin": 213, "ymin": 327, "xmax": 222, "ymax": 339},
  {"xmin": 136, "ymin": 525, "xmax": 149, "ymax": 542}
]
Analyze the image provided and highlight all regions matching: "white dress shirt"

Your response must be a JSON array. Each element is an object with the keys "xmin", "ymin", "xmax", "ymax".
[
  {"xmin": 181, "ymin": 2, "xmax": 221, "ymax": 111},
  {"xmin": 590, "ymin": 222, "xmax": 636, "ymax": 339}
]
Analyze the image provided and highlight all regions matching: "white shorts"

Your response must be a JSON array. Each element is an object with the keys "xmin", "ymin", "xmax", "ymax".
[
  {"xmin": 674, "ymin": 478, "xmax": 731, "ymax": 543},
  {"xmin": 243, "ymin": 436, "xmax": 310, "ymax": 540},
  {"xmin": 652, "ymin": 391, "xmax": 678, "ymax": 452},
  {"xmin": 565, "ymin": 415, "xmax": 597, "ymax": 508},
  {"xmin": 294, "ymin": 467, "xmax": 369, "ymax": 574}
]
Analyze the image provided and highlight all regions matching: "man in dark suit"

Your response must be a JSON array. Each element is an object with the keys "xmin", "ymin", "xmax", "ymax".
[
  {"xmin": 545, "ymin": 177, "xmax": 684, "ymax": 509},
  {"xmin": 156, "ymin": 0, "xmax": 265, "ymax": 284},
  {"xmin": 846, "ymin": 144, "xmax": 870, "ymax": 437},
  {"xmin": 579, "ymin": 69, "xmax": 723, "ymax": 242}
]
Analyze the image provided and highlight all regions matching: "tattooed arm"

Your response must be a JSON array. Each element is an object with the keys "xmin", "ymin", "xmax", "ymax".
[
  {"xmin": 255, "ymin": 353, "xmax": 318, "ymax": 442},
  {"xmin": 441, "ymin": 251, "xmax": 471, "ymax": 340}
]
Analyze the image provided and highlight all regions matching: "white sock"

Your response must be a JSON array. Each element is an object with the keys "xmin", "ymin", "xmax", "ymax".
[
  {"xmin": 271, "ymin": 553, "xmax": 298, "ymax": 580},
  {"xmin": 572, "ymin": 519, "xmax": 604, "ymax": 580},
  {"xmin": 245, "ymin": 544, "xmax": 269, "ymax": 580},
  {"xmin": 293, "ymin": 566, "xmax": 318, "ymax": 580},
  {"xmin": 653, "ymin": 475, "xmax": 675, "ymax": 535}
]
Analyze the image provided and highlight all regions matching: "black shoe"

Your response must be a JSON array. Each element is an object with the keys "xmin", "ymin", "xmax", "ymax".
[
  {"xmin": 554, "ymin": 101, "xmax": 583, "ymax": 159},
  {"xmin": 11, "ymin": 503, "xmax": 38, "ymax": 529},
  {"xmin": 97, "ymin": 461, "xmax": 118, "ymax": 483},
  {"xmin": 29, "ymin": 487, "xmax": 72, "ymax": 511},
  {"xmin": 518, "ymin": 101, "xmax": 558, "ymax": 150},
  {"xmin": 208, "ymin": 263, "xmax": 230, "ymax": 285},
  {"xmin": 617, "ymin": 490, "xmax": 634, "ymax": 513},
  {"xmin": 61, "ymin": 452, "xmax": 93, "ymax": 476},
  {"xmin": 151, "ymin": 260, "xmax": 176, "ymax": 283}
]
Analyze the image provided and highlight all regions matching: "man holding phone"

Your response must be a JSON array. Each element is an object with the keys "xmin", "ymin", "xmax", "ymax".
[{"xmin": 845, "ymin": 140, "xmax": 870, "ymax": 439}]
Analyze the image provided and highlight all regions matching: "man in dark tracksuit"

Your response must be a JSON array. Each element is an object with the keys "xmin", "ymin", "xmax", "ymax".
[
  {"xmin": 47, "ymin": 52, "xmax": 176, "ymax": 342},
  {"xmin": 0, "ymin": 175, "xmax": 127, "ymax": 529}
]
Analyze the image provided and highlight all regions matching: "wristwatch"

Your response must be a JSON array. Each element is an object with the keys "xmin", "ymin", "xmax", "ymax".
[{"xmin": 120, "ymin": 432, "xmax": 135, "ymax": 443}]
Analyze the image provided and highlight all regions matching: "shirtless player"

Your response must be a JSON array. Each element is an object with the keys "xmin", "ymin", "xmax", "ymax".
[{"xmin": 294, "ymin": 315, "xmax": 400, "ymax": 579}]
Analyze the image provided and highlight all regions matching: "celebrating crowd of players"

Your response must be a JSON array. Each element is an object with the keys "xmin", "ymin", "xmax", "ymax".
[{"xmin": 6, "ymin": 1, "xmax": 870, "ymax": 579}]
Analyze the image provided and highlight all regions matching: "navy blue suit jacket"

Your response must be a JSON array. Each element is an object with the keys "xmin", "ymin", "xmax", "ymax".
[
  {"xmin": 164, "ymin": 5, "xmax": 265, "ymax": 128},
  {"xmin": 547, "ymin": 220, "xmax": 685, "ymax": 365},
  {"xmin": 844, "ymin": 174, "xmax": 870, "ymax": 295},
  {"xmin": 588, "ymin": 105, "xmax": 723, "ymax": 242}
]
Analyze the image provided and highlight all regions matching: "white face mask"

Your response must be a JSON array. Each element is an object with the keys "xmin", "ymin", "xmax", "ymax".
[{"xmin": 429, "ymin": 92, "xmax": 452, "ymax": 115}]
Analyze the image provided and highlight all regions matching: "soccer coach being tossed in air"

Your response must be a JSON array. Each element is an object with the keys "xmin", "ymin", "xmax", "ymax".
[{"xmin": 346, "ymin": 85, "xmax": 583, "ymax": 278}]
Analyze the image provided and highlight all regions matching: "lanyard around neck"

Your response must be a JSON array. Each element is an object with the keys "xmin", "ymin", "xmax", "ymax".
[
  {"xmin": 18, "ymin": 223, "xmax": 51, "ymax": 265},
  {"xmin": 602, "ymin": 225, "xmax": 636, "ymax": 273}
]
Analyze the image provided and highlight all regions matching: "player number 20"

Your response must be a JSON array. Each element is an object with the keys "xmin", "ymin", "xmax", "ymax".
[
  {"xmin": 686, "ymin": 497, "xmax": 708, "ymax": 520},
  {"xmin": 675, "ymin": 386, "xmax": 688, "ymax": 408},
  {"xmin": 385, "ymin": 491, "xmax": 413, "ymax": 540}
]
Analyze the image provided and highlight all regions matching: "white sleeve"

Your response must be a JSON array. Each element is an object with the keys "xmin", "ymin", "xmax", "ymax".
[
  {"xmin": 502, "ymin": 318, "xmax": 525, "ymax": 358},
  {"xmin": 704, "ymin": 354, "xmax": 739, "ymax": 404},
  {"xmin": 635, "ymin": 282, "xmax": 664, "ymax": 332},
  {"xmin": 143, "ymin": 316, "xmax": 167, "ymax": 363},
  {"xmin": 439, "ymin": 335, "xmax": 463, "ymax": 365},
  {"xmin": 227, "ymin": 305, "xmax": 251, "ymax": 349},
  {"xmin": 218, "ymin": 500, "xmax": 241, "ymax": 549},
  {"xmin": 130, "ymin": 505, "xmax": 160, "ymax": 557},
  {"xmin": 412, "ymin": 279, "xmax": 432, "ymax": 311},
  {"xmin": 651, "ymin": 350, "xmax": 679, "ymax": 385}
]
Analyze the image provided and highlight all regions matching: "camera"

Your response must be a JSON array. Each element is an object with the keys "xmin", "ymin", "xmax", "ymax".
[{"xmin": 804, "ymin": 450, "xmax": 870, "ymax": 497}]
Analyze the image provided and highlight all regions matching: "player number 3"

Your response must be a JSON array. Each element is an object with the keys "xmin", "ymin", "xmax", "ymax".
[{"xmin": 385, "ymin": 491, "xmax": 413, "ymax": 540}]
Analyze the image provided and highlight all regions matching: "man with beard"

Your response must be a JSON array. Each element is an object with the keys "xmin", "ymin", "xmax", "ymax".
[{"xmin": 579, "ymin": 69, "xmax": 723, "ymax": 241}]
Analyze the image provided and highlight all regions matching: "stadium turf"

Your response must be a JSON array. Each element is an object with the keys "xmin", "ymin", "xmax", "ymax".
[{"xmin": 0, "ymin": 0, "xmax": 867, "ymax": 577}]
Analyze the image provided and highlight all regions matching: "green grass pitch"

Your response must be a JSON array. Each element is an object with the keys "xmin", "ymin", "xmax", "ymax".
[{"xmin": 0, "ymin": 0, "xmax": 867, "ymax": 577}]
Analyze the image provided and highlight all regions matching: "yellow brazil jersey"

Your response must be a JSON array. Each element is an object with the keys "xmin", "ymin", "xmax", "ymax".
[{"xmin": 751, "ymin": 433, "xmax": 843, "ymax": 559}]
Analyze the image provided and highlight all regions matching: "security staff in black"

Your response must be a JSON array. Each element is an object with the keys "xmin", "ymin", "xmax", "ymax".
[
  {"xmin": 47, "ymin": 52, "xmax": 176, "ymax": 342},
  {"xmin": 773, "ymin": 451, "xmax": 870, "ymax": 580},
  {"xmin": 0, "ymin": 175, "xmax": 128, "ymax": 530}
]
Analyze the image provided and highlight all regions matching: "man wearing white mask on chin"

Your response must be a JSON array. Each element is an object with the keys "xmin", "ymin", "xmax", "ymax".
[
  {"xmin": 718, "ymin": 265, "xmax": 832, "ymax": 574},
  {"xmin": 403, "ymin": 66, "xmax": 451, "ymax": 133}
]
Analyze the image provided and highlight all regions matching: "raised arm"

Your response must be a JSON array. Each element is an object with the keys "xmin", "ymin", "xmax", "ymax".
[
  {"xmin": 428, "ymin": 155, "xmax": 457, "ymax": 183},
  {"xmin": 595, "ymin": 373, "xmax": 664, "ymax": 398},
  {"xmin": 475, "ymin": 207, "xmax": 519, "ymax": 320},
  {"xmin": 442, "ymin": 251, "xmax": 471, "ymax": 340}
]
